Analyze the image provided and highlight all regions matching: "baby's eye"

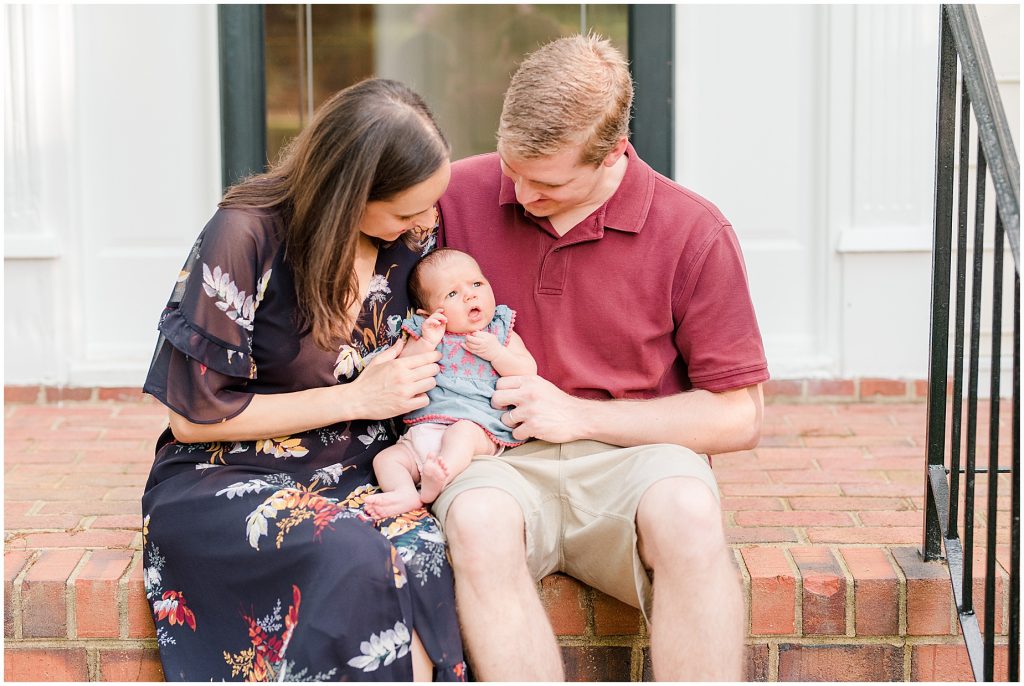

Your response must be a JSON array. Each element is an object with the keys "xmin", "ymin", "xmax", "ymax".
[
  {"xmin": 446, "ymin": 291, "xmax": 458, "ymax": 299},
  {"xmin": 473, "ymin": 281, "xmax": 483, "ymax": 287}
]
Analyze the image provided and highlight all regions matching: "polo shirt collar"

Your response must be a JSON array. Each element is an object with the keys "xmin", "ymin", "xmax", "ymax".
[{"xmin": 497, "ymin": 143, "xmax": 654, "ymax": 234}]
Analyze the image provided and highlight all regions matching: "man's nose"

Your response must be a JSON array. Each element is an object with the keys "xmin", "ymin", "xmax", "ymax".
[{"xmin": 515, "ymin": 180, "xmax": 540, "ymax": 204}]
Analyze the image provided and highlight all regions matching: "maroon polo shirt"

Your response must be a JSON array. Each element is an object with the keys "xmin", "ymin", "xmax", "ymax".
[{"xmin": 437, "ymin": 145, "xmax": 768, "ymax": 400}]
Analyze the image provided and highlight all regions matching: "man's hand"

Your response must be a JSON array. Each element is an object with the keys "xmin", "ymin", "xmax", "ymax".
[
  {"xmin": 491, "ymin": 375, "xmax": 589, "ymax": 443},
  {"xmin": 463, "ymin": 330, "xmax": 501, "ymax": 360},
  {"xmin": 419, "ymin": 308, "xmax": 448, "ymax": 345}
]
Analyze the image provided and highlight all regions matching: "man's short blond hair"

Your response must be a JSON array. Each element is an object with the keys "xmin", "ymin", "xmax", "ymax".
[{"xmin": 498, "ymin": 33, "xmax": 633, "ymax": 167}]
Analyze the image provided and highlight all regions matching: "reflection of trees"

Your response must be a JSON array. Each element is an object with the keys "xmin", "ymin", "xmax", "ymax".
[
  {"xmin": 263, "ymin": 4, "xmax": 629, "ymax": 162},
  {"xmin": 381, "ymin": 5, "xmax": 570, "ymax": 160}
]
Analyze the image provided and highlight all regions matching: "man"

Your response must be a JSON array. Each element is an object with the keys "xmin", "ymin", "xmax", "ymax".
[{"xmin": 434, "ymin": 34, "xmax": 767, "ymax": 681}]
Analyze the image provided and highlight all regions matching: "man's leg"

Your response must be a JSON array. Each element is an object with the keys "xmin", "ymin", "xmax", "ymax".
[
  {"xmin": 444, "ymin": 488, "xmax": 564, "ymax": 680},
  {"xmin": 637, "ymin": 477, "xmax": 744, "ymax": 681}
]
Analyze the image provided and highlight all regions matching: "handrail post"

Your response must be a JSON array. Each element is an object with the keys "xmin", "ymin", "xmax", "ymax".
[{"xmin": 923, "ymin": 4, "xmax": 957, "ymax": 562}]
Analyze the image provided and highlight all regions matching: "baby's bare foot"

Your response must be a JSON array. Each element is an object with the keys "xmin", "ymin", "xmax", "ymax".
[
  {"xmin": 418, "ymin": 453, "xmax": 450, "ymax": 504},
  {"xmin": 364, "ymin": 490, "xmax": 423, "ymax": 520}
]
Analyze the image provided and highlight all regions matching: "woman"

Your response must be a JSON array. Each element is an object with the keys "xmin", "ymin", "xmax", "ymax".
[{"xmin": 141, "ymin": 78, "xmax": 466, "ymax": 681}]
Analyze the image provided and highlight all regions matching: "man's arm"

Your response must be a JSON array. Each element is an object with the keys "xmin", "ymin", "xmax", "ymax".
[{"xmin": 491, "ymin": 376, "xmax": 763, "ymax": 455}]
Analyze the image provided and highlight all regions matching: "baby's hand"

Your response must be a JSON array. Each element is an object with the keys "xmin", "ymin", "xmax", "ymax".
[
  {"xmin": 420, "ymin": 309, "xmax": 447, "ymax": 344},
  {"xmin": 463, "ymin": 330, "xmax": 501, "ymax": 359}
]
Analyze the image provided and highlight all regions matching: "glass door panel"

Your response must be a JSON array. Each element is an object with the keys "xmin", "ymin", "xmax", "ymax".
[{"xmin": 265, "ymin": 4, "xmax": 628, "ymax": 162}]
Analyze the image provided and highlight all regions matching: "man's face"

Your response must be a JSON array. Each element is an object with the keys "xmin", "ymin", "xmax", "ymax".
[{"xmin": 497, "ymin": 143, "xmax": 605, "ymax": 219}]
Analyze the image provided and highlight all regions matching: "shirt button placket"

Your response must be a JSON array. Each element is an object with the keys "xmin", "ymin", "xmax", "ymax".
[{"xmin": 538, "ymin": 246, "xmax": 568, "ymax": 295}]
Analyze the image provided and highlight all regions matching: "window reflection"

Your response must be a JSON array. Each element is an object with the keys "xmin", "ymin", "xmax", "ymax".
[{"xmin": 265, "ymin": 4, "xmax": 628, "ymax": 162}]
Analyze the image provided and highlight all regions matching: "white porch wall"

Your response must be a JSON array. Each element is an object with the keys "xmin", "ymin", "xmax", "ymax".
[
  {"xmin": 3, "ymin": 4, "xmax": 221, "ymax": 386},
  {"xmin": 675, "ymin": 4, "xmax": 1019, "ymax": 382}
]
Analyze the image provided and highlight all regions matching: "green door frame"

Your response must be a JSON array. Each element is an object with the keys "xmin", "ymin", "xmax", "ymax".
[{"xmin": 217, "ymin": 4, "xmax": 674, "ymax": 189}]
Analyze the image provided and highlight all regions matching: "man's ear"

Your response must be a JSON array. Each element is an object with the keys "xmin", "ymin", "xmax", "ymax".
[{"xmin": 602, "ymin": 136, "xmax": 629, "ymax": 167}]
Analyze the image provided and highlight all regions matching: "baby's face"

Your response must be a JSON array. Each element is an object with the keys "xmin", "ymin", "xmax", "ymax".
[{"xmin": 421, "ymin": 254, "xmax": 497, "ymax": 334}]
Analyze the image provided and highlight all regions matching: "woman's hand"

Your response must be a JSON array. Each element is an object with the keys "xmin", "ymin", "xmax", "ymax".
[{"xmin": 348, "ymin": 338, "xmax": 442, "ymax": 419}]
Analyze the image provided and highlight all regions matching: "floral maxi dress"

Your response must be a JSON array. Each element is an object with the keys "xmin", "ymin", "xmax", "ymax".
[{"xmin": 141, "ymin": 207, "xmax": 466, "ymax": 681}]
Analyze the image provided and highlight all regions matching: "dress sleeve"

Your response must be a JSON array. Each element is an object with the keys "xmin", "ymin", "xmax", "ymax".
[
  {"xmin": 143, "ymin": 209, "xmax": 275, "ymax": 423},
  {"xmin": 672, "ymin": 224, "xmax": 769, "ymax": 392},
  {"xmin": 486, "ymin": 305, "xmax": 516, "ymax": 346}
]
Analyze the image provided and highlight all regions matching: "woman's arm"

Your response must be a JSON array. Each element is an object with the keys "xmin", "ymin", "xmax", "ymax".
[{"xmin": 168, "ymin": 341, "xmax": 441, "ymax": 443}]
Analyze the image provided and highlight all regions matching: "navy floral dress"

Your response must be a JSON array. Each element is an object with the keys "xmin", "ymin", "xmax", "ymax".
[{"xmin": 141, "ymin": 207, "xmax": 466, "ymax": 681}]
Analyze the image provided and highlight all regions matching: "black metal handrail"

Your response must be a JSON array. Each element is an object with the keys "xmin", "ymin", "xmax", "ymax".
[{"xmin": 924, "ymin": 4, "xmax": 1020, "ymax": 682}]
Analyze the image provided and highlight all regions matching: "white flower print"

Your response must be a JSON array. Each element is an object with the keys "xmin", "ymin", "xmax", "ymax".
[
  {"xmin": 357, "ymin": 422, "xmax": 389, "ymax": 446},
  {"xmin": 334, "ymin": 345, "xmax": 364, "ymax": 380},
  {"xmin": 313, "ymin": 463, "xmax": 353, "ymax": 486},
  {"xmin": 366, "ymin": 274, "xmax": 391, "ymax": 305},
  {"xmin": 215, "ymin": 478, "xmax": 276, "ymax": 499},
  {"xmin": 420, "ymin": 233, "xmax": 436, "ymax": 256},
  {"xmin": 200, "ymin": 264, "xmax": 272, "ymax": 332},
  {"xmin": 145, "ymin": 565, "xmax": 162, "ymax": 592},
  {"xmin": 346, "ymin": 621, "xmax": 411, "ymax": 672},
  {"xmin": 386, "ymin": 314, "xmax": 403, "ymax": 340}
]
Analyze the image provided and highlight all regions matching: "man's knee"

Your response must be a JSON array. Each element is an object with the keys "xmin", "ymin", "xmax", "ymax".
[
  {"xmin": 637, "ymin": 477, "xmax": 725, "ymax": 566},
  {"xmin": 445, "ymin": 488, "xmax": 526, "ymax": 572}
]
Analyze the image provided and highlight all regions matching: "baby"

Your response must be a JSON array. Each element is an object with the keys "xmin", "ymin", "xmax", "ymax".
[{"xmin": 363, "ymin": 248, "xmax": 537, "ymax": 519}]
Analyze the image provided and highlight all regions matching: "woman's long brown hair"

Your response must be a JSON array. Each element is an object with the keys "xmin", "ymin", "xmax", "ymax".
[{"xmin": 220, "ymin": 79, "xmax": 449, "ymax": 350}]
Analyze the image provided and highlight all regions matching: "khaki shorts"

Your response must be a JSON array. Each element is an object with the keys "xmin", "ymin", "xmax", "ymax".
[{"xmin": 431, "ymin": 440, "xmax": 719, "ymax": 622}]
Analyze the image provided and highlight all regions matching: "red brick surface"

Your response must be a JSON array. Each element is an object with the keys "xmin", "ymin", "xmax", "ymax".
[
  {"xmin": 777, "ymin": 643, "xmax": 903, "ymax": 681},
  {"xmin": 126, "ymin": 561, "xmax": 154, "ymax": 639},
  {"xmin": 4, "ymin": 549, "xmax": 33, "ymax": 636},
  {"xmin": 561, "ymin": 646, "xmax": 632, "ymax": 681},
  {"xmin": 540, "ymin": 573, "xmax": 587, "ymax": 636},
  {"xmin": 763, "ymin": 379, "xmax": 802, "ymax": 398},
  {"xmin": 840, "ymin": 547, "xmax": 900, "ymax": 636},
  {"xmin": 911, "ymin": 643, "xmax": 1009, "ymax": 681},
  {"xmin": 592, "ymin": 590, "xmax": 641, "ymax": 636},
  {"xmin": 745, "ymin": 643, "xmax": 770, "ymax": 681},
  {"xmin": 75, "ymin": 550, "xmax": 133, "ymax": 638},
  {"xmin": 860, "ymin": 378, "xmax": 910, "ymax": 398},
  {"xmin": 98, "ymin": 647, "xmax": 165, "ymax": 681},
  {"xmin": 741, "ymin": 547, "xmax": 796, "ymax": 635},
  {"xmin": 806, "ymin": 379, "xmax": 856, "ymax": 397},
  {"xmin": 5, "ymin": 647, "xmax": 90, "ymax": 681},
  {"xmin": 21, "ymin": 549, "xmax": 84, "ymax": 638},
  {"xmin": 791, "ymin": 547, "xmax": 846, "ymax": 635},
  {"xmin": 5, "ymin": 394, "xmax": 1017, "ymax": 682},
  {"xmin": 892, "ymin": 547, "xmax": 955, "ymax": 636}
]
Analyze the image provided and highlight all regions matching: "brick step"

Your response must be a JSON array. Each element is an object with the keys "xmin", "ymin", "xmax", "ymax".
[
  {"xmin": 3, "ymin": 545, "xmax": 1011, "ymax": 682},
  {"xmin": 5, "ymin": 396, "xmax": 1014, "ymax": 681}
]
